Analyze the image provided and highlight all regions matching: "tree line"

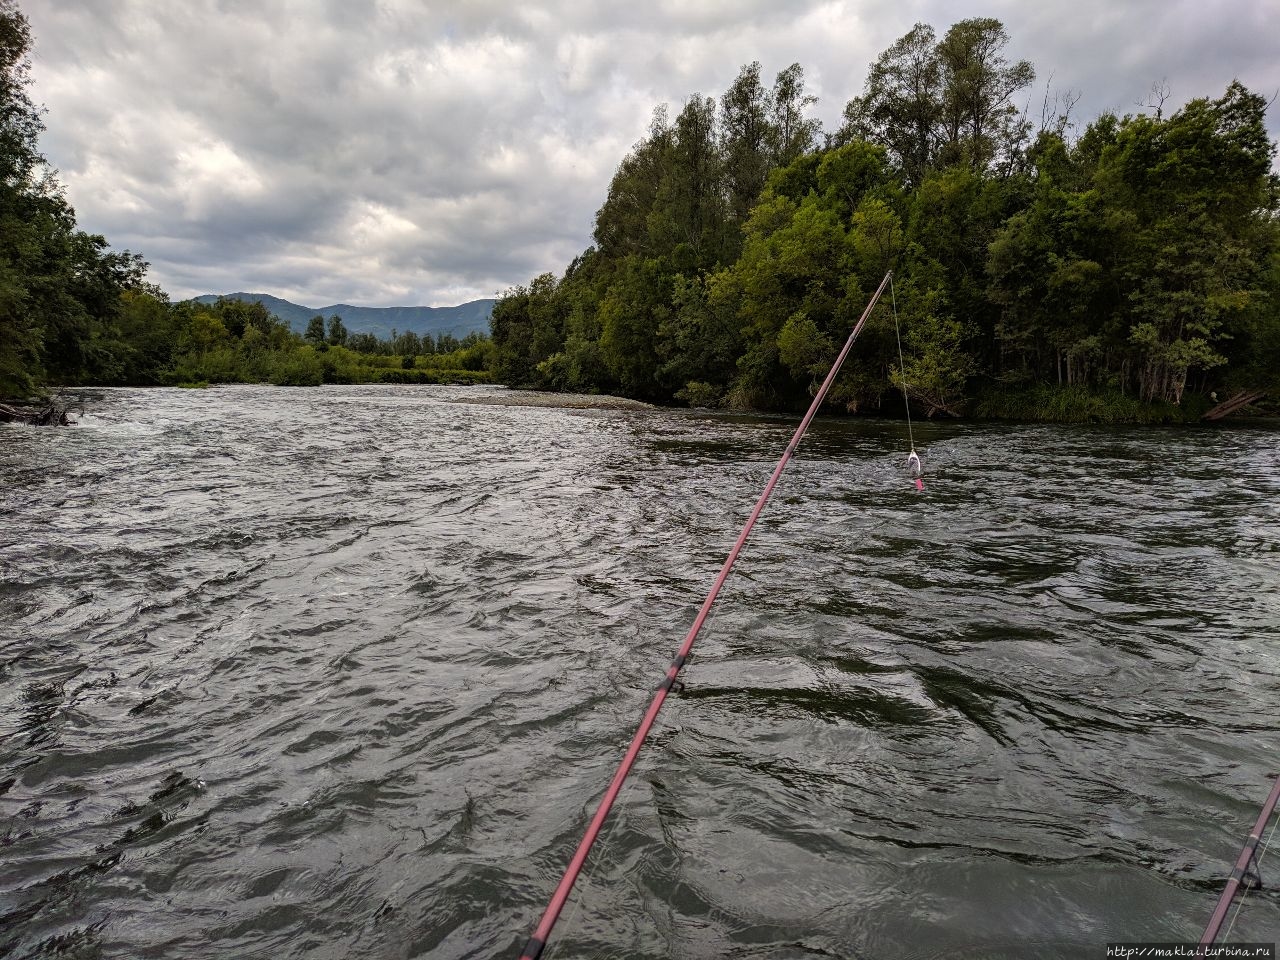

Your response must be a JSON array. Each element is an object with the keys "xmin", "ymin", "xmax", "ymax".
[
  {"xmin": 0, "ymin": 0, "xmax": 490, "ymax": 401},
  {"xmin": 301, "ymin": 313, "xmax": 477, "ymax": 357},
  {"xmin": 491, "ymin": 18, "xmax": 1280, "ymax": 420},
  {"xmin": 147, "ymin": 297, "xmax": 492, "ymax": 387}
]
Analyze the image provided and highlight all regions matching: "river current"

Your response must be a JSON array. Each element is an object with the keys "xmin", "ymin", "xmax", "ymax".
[{"xmin": 2, "ymin": 384, "xmax": 1278, "ymax": 959}]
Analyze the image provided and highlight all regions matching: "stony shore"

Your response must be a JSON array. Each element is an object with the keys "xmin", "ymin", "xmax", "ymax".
[{"xmin": 451, "ymin": 389, "xmax": 655, "ymax": 411}]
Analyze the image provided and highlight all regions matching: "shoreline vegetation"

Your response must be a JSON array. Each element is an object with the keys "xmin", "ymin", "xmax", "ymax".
[
  {"xmin": 2, "ymin": 5, "xmax": 1277, "ymax": 427},
  {"xmin": 486, "ymin": 20, "xmax": 1280, "ymax": 426},
  {"xmin": 0, "ymin": 1, "xmax": 494, "ymax": 412}
]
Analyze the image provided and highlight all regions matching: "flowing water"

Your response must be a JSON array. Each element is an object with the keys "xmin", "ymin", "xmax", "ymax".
[{"xmin": 2, "ymin": 384, "xmax": 1278, "ymax": 960}]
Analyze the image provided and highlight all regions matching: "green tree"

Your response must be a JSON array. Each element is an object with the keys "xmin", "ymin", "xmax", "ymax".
[
  {"xmin": 304, "ymin": 315, "xmax": 326, "ymax": 344},
  {"xmin": 594, "ymin": 108, "xmax": 674, "ymax": 261},
  {"xmin": 657, "ymin": 95, "xmax": 726, "ymax": 267},
  {"xmin": 839, "ymin": 19, "xmax": 1033, "ymax": 182},
  {"xmin": 720, "ymin": 62, "xmax": 774, "ymax": 225},
  {"xmin": 0, "ymin": 0, "xmax": 149, "ymax": 396},
  {"xmin": 837, "ymin": 23, "xmax": 942, "ymax": 186},
  {"xmin": 770, "ymin": 63, "xmax": 822, "ymax": 167},
  {"xmin": 598, "ymin": 257, "xmax": 671, "ymax": 398},
  {"xmin": 326, "ymin": 314, "xmax": 348, "ymax": 346},
  {"xmin": 936, "ymin": 18, "xmax": 1035, "ymax": 174},
  {"xmin": 988, "ymin": 82, "xmax": 1278, "ymax": 403},
  {"xmin": 394, "ymin": 330, "xmax": 421, "ymax": 356},
  {"xmin": 347, "ymin": 331, "xmax": 379, "ymax": 354}
]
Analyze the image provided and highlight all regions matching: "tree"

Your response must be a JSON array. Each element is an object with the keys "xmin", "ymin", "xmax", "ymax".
[
  {"xmin": 837, "ymin": 23, "xmax": 942, "ymax": 186},
  {"xmin": 1103, "ymin": 82, "xmax": 1276, "ymax": 402},
  {"xmin": 347, "ymin": 332, "xmax": 379, "ymax": 354},
  {"xmin": 988, "ymin": 82, "xmax": 1279, "ymax": 403},
  {"xmin": 935, "ymin": 18, "xmax": 1035, "ymax": 173},
  {"xmin": 394, "ymin": 330, "xmax": 421, "ymax": 356},
  {"xmin": 598, "ymin": 257, "xmax": 671, "ymax": 398},
  {"xmin": 720, "ymin": 62, "xmax": 774, "ymax": 225},
  {"xmin": 661, "ymin": 95, "xmax": 726, "ymax": 267},
  {"xmin": 770, "ymin": 63, "xmax": 822, "ymax": 167},
  {"xmin": 594, "ymin": 108, "xmax": 674, "ymax": 261},
  {"xmin": 326, "ymin": 314, "xmax": 348, "ymax": 346},
  {"xmin": 492, "ymin": 34, "xmax": 1278, "ymax": 419},
  {"xmin": 0, "ymin": 0, "xmax": 152, "ymax": 396},
  {"xmin": 839, "ymin": 19, "xmax": 1034, "ymax": 182},
  {"xmin": 304, "ymin": 315, "xmax": 326, "ymax": 343}
]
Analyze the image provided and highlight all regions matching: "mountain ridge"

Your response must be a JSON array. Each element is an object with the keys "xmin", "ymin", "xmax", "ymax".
[{"xmin": 190, "ymin": 292, "xmax": 495, "ymax": 339}]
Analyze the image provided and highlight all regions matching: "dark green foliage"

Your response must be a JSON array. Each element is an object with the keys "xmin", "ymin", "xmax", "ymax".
[
  {"xmin": 988, "ymin": 82, "xmax": 1278, "ymax": 405},
  {"xmin": 0, "ymin": 0, "xmax": 150, "ymax": 399},
  {"xmin": 489, "ymin": 273, "xmax": 566, "ymax": 387},
  {"xmin": 490, "ymin": 21, "xmax": 1279, "ymax": 422},
  {"xmin": 837, "ymin": 19, "xmax": 1034, "ymax": 183},
  {"xmin": 971, "ymin": 385, "xmax": 1200, "ymax": 424}
]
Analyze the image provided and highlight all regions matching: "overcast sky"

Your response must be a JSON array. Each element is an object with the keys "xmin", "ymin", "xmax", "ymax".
[{"xmin": 23, "ymin": 1, "xmax": 1280, "ymax": 308}]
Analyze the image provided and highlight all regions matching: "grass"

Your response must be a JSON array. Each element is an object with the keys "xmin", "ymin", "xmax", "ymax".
[{"xmin": 971, "ymin": 385, "xmax": 1207, "ymax": 424}]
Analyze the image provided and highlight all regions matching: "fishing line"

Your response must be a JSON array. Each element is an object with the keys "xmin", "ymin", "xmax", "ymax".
[
  {"xmin": 889, "ymin": 276, "xmax": 914, "ymax": 452},
  {"xmin": 516, "ymin": 271, "xmax": 896, "ymax": 960},
  {"xmin": 889, "ymin": 277, "xmax": 922, "ymax": 491}
]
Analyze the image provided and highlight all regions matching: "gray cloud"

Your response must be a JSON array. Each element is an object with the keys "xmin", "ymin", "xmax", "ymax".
[{"xmin": 24, "ymin": 1, "xmax": 1280, "ymax": 307}]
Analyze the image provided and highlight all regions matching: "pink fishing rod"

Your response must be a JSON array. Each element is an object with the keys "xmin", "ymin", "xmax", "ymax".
[{"xmin": 517, "ymin": 271, "xmax": 894, "ymax": 960}]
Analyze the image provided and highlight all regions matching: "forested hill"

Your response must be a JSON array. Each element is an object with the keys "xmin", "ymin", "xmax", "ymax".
[
  {"xmin": 490, "ymin": 18, "xmax": 1280, "ymax": 422},
  {"xmin": 191, "ymin": 294, "xmax": 495, "ymax": 339}
]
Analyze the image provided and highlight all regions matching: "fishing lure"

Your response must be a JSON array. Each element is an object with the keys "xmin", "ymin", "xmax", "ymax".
[
  {"xmin": 906, "ymin": 449, "xmax": 923, "ymax": 491},
  {"xmin": 891, "ymin": 279, "xmax": 924, "ymax": 493}
]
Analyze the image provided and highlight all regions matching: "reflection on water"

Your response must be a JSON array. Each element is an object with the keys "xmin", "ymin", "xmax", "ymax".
[{"xmin": 2, "ymin": 385, "xmax": 1278, "ymax": 958}]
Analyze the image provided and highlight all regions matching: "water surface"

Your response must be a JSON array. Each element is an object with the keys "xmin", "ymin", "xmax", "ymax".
[{"xmin": 2, "ymin": 385, "xmax": 1278, "ymax": 958}]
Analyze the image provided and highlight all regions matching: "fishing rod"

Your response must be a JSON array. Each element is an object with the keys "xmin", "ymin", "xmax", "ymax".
[
  {"xmin": 516, "ymin": 271, "xmax": 895, "ymax": 960},
  {"xmin": 1199, "ymin": 774, "xmax": 1280, "ymax": 953}
]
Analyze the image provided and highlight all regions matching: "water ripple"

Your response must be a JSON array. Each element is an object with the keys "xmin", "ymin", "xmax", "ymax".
[{"xmin": 2, "ymin": 387, "xmax": 1278, "ymax": 958}]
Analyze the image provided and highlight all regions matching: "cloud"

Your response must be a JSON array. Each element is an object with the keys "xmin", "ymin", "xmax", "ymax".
[{"xmin": 22, "ymin": 0, "xmax": 1280, "ymax": 307}]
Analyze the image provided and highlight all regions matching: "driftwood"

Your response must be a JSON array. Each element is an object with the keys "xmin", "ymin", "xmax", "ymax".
[
  {"xmin": 1203, "ymin": 389, "xmax": 1267, "ymax": 421},
  {"xmin": 0, "ymin": 398, "xmax": 77, "ymax": 426},
  {"xmin": 908, "ymin": 387, "xmax": 962, "ymax": 419}
]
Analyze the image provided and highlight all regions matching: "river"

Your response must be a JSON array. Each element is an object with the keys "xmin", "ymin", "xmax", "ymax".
[{"xmin": 2, "ymin": 384, "xmax": 1278, "ymax": 959}]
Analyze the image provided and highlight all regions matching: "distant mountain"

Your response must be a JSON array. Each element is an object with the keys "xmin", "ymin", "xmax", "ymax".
[{"xmin": 191, "ymin": 292, "xmax": 495, "ymax": 339}]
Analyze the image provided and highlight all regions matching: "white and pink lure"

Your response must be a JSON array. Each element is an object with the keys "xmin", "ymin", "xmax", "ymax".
[{"xmin": 906, "ymin": 450, "xmax": 923, "ymax": 491}]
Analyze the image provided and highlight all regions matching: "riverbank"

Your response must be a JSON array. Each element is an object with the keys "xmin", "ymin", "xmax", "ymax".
[
  {"xmin": 452, "ymin": 389, "xmax": 655, "ymax": 411},
  {"xmin": 969, "ymin": 385, "xmax": 1275, "ymax": 424},
  {"xmin": 459, "ymin": 382, "xmax": 1272, "ymax": 423}
]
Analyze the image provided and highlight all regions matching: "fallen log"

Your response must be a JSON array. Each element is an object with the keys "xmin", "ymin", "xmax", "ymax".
[
  {"xmin": 1203, "ymin": 389, "xmax": 1267, "ymax": 421},
  {"xmin": 908, "ymin": 386, "xmax": 962, "ymax": 418},
  {"xmin": 0, "ymin": 400, "xmax": 74, "ymax": 426}
]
